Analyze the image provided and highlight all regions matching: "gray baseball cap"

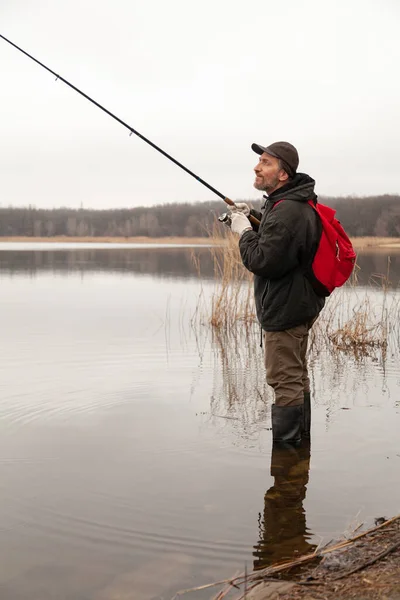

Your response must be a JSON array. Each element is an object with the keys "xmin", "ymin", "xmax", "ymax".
[{"xmin": 252, "ymin": 141, "xmax": 299, "ymax": 177}]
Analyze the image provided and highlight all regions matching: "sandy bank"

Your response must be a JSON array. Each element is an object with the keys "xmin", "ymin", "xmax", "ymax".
[
  {"xmin": 0, "ymin": 236, "xmax": 217, "ymax": 245},
  {"xmin": 2, "ymin": 236, "xmax": 400, "ymax": 251}
]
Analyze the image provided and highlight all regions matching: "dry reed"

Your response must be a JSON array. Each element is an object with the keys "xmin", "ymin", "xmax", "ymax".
[
  {"xmin": 207, "ymin": 230, "xmax": 255, "ymax": 329},
  {"xmin": 197, "ymin": 231, "xmax": 398, "ymax": 358}
]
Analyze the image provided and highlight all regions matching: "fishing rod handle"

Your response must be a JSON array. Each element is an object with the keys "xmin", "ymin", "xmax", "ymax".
[{"xmin": 224, "ymin": 197, "xmax": 261, "ymax": 227}]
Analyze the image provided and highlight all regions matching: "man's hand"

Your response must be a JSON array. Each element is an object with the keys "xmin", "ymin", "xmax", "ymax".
[
  {"xmin": 230, "ymin": 211, "xmax": 252, "ymax": 237},
  {"xmin": 232, "ymin": 202, "xmax": 251, "ymax": 216}
]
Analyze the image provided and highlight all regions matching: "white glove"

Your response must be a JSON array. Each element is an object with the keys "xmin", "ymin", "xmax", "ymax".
[
  {"xmin": 230, "ymin": 211, "xmax": 252, "ymax": 237},
  {"xmin": 231, "ymin": 202, "xmax": 250, "ymax": 216}
]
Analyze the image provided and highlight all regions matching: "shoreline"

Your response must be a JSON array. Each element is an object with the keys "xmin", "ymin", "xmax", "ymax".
[
  {"xmin": 200, "ymin": 514, "xmax": 400, "ymax": 600},
  {"xmin": 1, "ymin": 236, "xmax": 400, "ymax": 250},
  {"xmin": 0, "ymin": 236, "xmax": 217, "ymax": 245}
]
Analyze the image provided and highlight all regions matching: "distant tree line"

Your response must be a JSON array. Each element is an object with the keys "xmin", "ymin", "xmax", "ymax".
[
  {"xmin": 0, "ymin": 194, "xmax": 399, "ymax": 237},
  {"xmin": 323, "ymin": 194, "xmax": 400, "ymax": 237},
  {"xmin": 0, "ymin": 201, "xmax": 224, "ymax": 238}
]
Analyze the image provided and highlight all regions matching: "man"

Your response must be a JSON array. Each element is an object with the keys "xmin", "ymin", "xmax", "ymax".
[{"xmin": 229, "ymin": 141, "xmax": 324, "ymax": 444}]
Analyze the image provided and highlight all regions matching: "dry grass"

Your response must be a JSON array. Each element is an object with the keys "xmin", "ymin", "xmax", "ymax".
[
  {"xmin": 310, "ymin": 258, "xmax": 395, "ymax": 358},
  {"xmin": 327, "ymin": 298, "xmax": 388, "ymax": 356},
  {"xmin": 190, "ymin": 259, "xmax": 398, "ymax": 427},
  {"xmin": 195, "ymin": 233, "xmax": 398, "ymax": 358},
  {"xmin": 191, "ymin": 227, "xmax": 256, "ymax": 329},
  {"xmin": 307, "ymin": 296, "xmax": 393, "ymax": 364},
  {"xmin": 208, "ymin": 232, "xmax": 255, "ymax": 328},
  {"xmin": 3, "ymin": 234, "xmax": 400, "ymax": 250},
  {"xmin": 198, "ymin": 228, "xmax": 255, "ymax": 328}
]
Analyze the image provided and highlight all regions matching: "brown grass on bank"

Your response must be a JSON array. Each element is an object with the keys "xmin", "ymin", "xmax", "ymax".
[
  {"xmin": 3, "ymin": 234, "xmax": 400, "ymax": 250},
  {"xmin": 2, "ymin": 234, "xmax": 400, "ymax": 249},
  {"xmin": 200, "ymin": 232, "xmax": 397, "ymax": 357},
  {"xmin": 351, "ymin": 236, "xmax": 400, "ymax": 250}
]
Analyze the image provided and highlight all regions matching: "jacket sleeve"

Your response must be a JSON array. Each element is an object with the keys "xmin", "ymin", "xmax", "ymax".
[{"xmin": 239, "ymin": 216, "xmax": 300, "ymax": 279}]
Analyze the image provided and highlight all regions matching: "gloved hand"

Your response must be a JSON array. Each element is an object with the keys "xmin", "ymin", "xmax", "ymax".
[
  {"xmin": 231, "ymin": 202, "xmax": 251, "ymax": 216},
  {"xmin": 230, "ymin": 211, "xmax": 252, "ymax": 237}
]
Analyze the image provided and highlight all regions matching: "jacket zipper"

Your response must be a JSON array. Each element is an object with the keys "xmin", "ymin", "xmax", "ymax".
[{"xmin": 261, "ymin": 282, "xmax": 270, "ymax": 307}]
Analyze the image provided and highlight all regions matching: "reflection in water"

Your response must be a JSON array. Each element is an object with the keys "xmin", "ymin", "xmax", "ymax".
[
  {"xmin": 209, "ymin": 327, "xmax": 272, "ymax": 442},
  {"xmin": 355, "ymin": 251, "xmax": 400, "ymax": 287},
  {"xmin": 1, "ymin": 246, "xmax": 400, "ymax": 284},
  {"xmin": 0, "ymin": 247, "xmax": 216, "ymax": 280},
  {"xmin": 253, "ymin": 440, "xmax": 315, "ymax": 569}
]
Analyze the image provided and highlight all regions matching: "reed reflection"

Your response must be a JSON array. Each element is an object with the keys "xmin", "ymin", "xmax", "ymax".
[{"xmin": 253, "ymin": 440, "xmax": 315, "ymax": 569}]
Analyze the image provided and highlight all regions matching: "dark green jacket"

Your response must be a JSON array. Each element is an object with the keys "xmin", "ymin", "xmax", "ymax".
[{"xmin": 239, "ymin": 173, "xmax": 325, "ymax": 331}]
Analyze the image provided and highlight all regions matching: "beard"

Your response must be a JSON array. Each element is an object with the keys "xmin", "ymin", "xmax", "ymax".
[{"xmin": 254, "ymin": 174, "xmax": 280, "ymax": 193}]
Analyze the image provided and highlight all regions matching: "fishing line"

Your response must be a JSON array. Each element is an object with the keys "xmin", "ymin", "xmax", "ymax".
[{"xmin": 1, "ymin": 33, "xmax": 260, "ymax": 223}]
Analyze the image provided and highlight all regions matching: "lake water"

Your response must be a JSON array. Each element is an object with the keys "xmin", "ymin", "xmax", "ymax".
[{"xmin": 0, "ymin": 244, "xmax": 399, "ymax": 599}]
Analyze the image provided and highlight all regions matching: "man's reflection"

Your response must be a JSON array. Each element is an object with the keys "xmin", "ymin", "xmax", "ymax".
[{"xmin": 253, "ymin": 440, "xmax": 316, "ymax": 569}]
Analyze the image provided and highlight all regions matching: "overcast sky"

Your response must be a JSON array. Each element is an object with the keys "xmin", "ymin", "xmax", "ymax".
[{"xmin": 1, "ymin": 0, "xmax": 399, "ymax": 209}]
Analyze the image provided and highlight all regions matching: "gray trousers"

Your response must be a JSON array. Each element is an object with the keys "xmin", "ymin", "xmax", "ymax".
[{"xmin": 264, "ymin": 320, "xmax": 314, "ymax": 407}]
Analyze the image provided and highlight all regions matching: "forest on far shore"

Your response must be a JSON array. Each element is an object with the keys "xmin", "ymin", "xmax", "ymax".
[{"xmin": 0, "ymin": 194, "xmax": 399, "ymax": 238}]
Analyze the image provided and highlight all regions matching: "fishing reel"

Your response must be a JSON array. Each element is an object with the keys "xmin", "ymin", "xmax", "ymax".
[{"xmin": 218, "ymin": 212, "xmax": 232, "ymax": 227}]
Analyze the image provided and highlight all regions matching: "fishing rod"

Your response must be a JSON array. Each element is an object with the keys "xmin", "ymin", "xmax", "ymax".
[{"xmin": 0, "ymin": 33, "xmax": 259, "ymax": 227}]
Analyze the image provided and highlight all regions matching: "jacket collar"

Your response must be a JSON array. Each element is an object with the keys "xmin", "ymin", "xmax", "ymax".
[{"xmin": 263, "ymin": 173, "xmax": 317, "ymax": 205}]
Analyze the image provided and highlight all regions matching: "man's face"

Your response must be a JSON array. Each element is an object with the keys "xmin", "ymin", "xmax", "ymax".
[{"xmin": 253, "ymin": 152, "xmax": 288, "ymax": 193}]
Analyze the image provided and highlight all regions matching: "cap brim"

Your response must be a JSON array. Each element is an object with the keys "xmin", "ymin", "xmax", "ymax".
[
  {"xmin": 251, "ymin": 143, "xmax": 279, "ymax": 159},
  {"xmin": 251, "ymin": 143, "xmax": 265, "ymax": 155}
]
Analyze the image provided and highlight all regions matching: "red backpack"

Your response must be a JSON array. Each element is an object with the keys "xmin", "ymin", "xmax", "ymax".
[
  {"xmin": 306, "ymin": 200, "xmax": 356, "ymax": 296},
  {"xmin": 274, "ymin": 199, "xmax": 356, "ymax": 296}
]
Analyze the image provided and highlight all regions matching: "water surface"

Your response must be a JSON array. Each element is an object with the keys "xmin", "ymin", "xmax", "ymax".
[{"xmin": 0, "ymin": 244, "xmax": 399, "ymax": 599}]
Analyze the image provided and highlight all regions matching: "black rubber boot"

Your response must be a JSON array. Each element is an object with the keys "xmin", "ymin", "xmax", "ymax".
[
  {"xmin": 271, "ymin": 404, "xmax": 303, "ymax": 445},
  {"xmin": 302, "ymin": 391, "xmax": 311, "ymax": 439}
]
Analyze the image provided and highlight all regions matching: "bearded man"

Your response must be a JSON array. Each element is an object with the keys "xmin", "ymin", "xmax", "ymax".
[{"xmin": 230, "ymin": 142, "xmax": 325, "ymax": 444}]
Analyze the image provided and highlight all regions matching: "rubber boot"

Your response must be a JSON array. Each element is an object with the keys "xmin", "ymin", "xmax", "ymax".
[
  {"xmin": 302, "ymin": 391, "xmax": 311, "ymax": 439},
  {"xmin": 271, "ymin": 404, "xmax": 303, "ymax": 445}
]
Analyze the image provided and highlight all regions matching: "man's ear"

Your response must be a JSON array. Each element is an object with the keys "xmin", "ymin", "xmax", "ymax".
[{"xmin": 278, "ymin": 169, "xmax": 289, "ymax": 183}]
